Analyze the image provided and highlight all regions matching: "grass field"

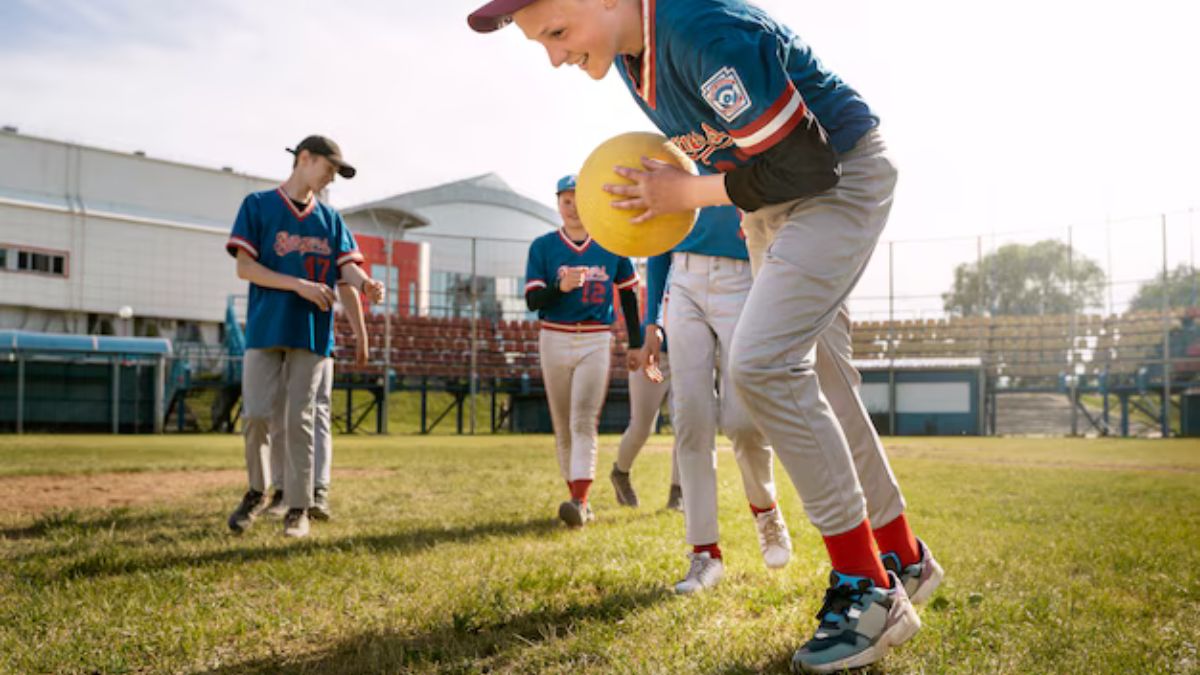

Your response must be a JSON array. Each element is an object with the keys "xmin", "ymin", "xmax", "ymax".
[{"xmin": 1, "ymin": 435, "xmax": 1198, "ymax": 674}]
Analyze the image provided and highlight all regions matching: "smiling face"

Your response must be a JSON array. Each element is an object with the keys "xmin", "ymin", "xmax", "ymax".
[{"xmin": 513, "ymin": 0, "xmax": 640, "ymax": 80}]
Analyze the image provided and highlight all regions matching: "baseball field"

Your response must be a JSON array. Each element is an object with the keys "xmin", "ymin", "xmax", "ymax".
[{"xmin": 1, "ymin": 435, "xmax": 1197, "ymax": 674}]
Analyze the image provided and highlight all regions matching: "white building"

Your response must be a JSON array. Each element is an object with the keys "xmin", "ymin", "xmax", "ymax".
[{"xmin": 0, "ymin": 128, "xmax": 559, "ymax": 342}]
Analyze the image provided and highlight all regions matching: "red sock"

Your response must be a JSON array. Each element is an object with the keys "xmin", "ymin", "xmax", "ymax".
[
  {"xmin": 823, "ymin": 520, "xmax": 889, "ymax": 588},
  {"xmin": 750, "ymin": 501, "xmax": 777, "ymax": 516},
  {"xmin": 872, "ymin": 513, "xmax": 921, "ymax": 567},
  {"xmin": 693, "ymin": 543, "xmax": 722, "ymax": 560},
  {"xmin": 569, "ymin": 479, "xmax": 593, "ymax": 504}
]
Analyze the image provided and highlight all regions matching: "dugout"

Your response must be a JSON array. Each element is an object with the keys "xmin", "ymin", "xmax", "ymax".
[
  {"xmin": 0, "ymin": 330, "xmax": 172, "ymax": 433},
  {"xmin": 1181, "ymin": 388, "xmax": 1200, "ymax": 437},
  {"xmin": 855, "ymin": 358, "xmax": 985, "ymax": 436},
  {"xmin": 509, "ymin": 387, "xmax": 632, "ymax": 434}
]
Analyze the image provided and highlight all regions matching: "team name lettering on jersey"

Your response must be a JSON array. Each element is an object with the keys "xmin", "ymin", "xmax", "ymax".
[
  {"xmin": 274, "ymin": 232, "xmax": 333, "ymax": 257},
  {"xmin": 557, "ymin": 265, "xmax": 612, "ymax": 282},
  {"xmin": 671, "ymin": 122, "xmax": 737, "ymax": 166}
]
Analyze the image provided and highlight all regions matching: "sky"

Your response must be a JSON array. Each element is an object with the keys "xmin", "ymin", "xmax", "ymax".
[{"xmin": 2, "ymin": 0, "xmax": 1197, "ymax": 317}]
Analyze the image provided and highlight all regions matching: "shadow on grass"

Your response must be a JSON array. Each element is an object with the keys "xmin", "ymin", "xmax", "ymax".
[
  {"xmin": 199, "ymin": 584, "xmax": 670, "ymax": 675},
  {"xmin": 1, "ymin": 508, "xmax": 208, "ymax": 542},
  {"xmin": 49, "ymin": 516, "xmax": 563, "ymax": 580}
]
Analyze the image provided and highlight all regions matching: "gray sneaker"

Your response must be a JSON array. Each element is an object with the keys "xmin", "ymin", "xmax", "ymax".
[
  {"xmin": 665, "ymin": 484, "xmax": 683, "ymax": 512},
  {"xmin": 674, "ymin": 551, "xmax": 724, "ymax": 594},
  {"xmin": 754, "ymin": 507, "xmax": 792, "ymax": 569},
  {"xmin": 558, "ymin": 499, "xmax": 594, "ymax": 528},
  {"xmin": 227, "ymin": 489, "xmax": 267, "ymax": 533},
  {"xmin": 609, "ymin": 463, "xmax": 639, "ymax": 507},
  {"xmin": 283, "ymin": 508, "xmax": 310, "ymax": 538},
  {"xmin": 309, "ymin": 486, "xmax": 331, "ymax": 521},
  {"xmin": 265, "ymin": 489, "xmax": 287, "ymax": 517},
  {"xmin": 791, "ymin": 571, "xmax": 920, "ymax": 674},
  {"xmin": 882, "ymin": 538, "xmax": 944, "ymax": 605}
]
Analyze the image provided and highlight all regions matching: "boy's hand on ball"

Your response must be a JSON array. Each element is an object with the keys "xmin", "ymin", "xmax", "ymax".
[
  {"xmin": 296, "ymin": 279, "xmax": 337, "ymax": 311},
  {"xmin": 606, "ymin": 157, "xmax": 694, "ymax": 224}
]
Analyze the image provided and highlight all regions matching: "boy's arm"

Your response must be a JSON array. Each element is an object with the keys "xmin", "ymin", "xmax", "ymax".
[
  {"xmin": 338, "ymin": 262, "xmax": 386, "ymax": 304},
  {"xmin": 336, "ymin": 283, "xmax": 370, "ymax": 366},
  {"xmin": 235, "ymin": 250, "xmax": 337, "ymax": 311}
]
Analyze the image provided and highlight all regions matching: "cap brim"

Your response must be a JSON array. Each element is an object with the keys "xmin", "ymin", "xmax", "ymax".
[
  {"xmin": 468, "ymin": 0, "xmax": 535, "ymax": 33},
  {"xmin": 332, "ymin": 160, "xmax": 356, "ymax": 179}
]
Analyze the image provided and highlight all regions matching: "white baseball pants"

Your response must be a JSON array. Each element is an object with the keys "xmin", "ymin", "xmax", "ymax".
[
  {"xmin": 538, "ymin": 329, "xmax": 612, "ymax": 482},
  {"xmin": 731, "ymin": 128, "xmax": 906, "ymax": 537},
  {"xmin": 668, "ymin": 252, "xmax": 777, "ymax": 546}
]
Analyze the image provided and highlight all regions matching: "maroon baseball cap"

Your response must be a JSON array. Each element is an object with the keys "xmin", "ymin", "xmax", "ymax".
[{"xmin": 467, "ymin": 0, "xmax": 539, "ymax": 33}]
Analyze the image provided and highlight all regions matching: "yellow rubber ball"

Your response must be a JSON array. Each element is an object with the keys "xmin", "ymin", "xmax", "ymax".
[{"xmin": 575, "ymin": 132, "xmax": 697, "ymax": 258}]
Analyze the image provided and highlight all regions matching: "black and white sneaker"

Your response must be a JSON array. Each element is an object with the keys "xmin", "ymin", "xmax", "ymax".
[
  {"xmin": 265, "ymin": 489, "xmax": 287, "ymax": 517},
  {"xmin": 309, "ymin": 486, "xmax": 332, "ymax": 521},
  {"xmin": 283, "ymin": 508, "xmax": 310, "ymax": 538},
  {"xmin": 609, "ymin": 463, "xmax": 639, "ymax": 507},
  {"xmin": 227, "ymin": 490, "xmax": 268, "ymax": 533}
]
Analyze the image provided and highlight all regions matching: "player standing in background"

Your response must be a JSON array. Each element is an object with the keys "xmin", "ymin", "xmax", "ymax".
[
  {"xmin": 470, "ymin": 1, "xmax": 942, "ymax": 671},
  {"xmin": 225, "ymin": 135, "xmax": 384, "ymax": 539},
  {"xmin": 265, "ymin": 291, "xmax": 369, "ymax": 520},
  {"xmin": 634, "ymin": 204, "xmax": 793, "ymax": 595},
  {"xmin": 609, "ymin": 250, "xmax": 681, "ymax": 512},
  {"xmin": 526, "ymin": 174, "xmax": 642, "ymax": 528}
]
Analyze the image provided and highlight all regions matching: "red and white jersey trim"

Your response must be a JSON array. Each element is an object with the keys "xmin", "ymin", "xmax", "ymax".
[
  {"xmin": 525, "ymin": 279, "xmax": 548, "ymax": 291},
  {"xmin": 728, "ymin": 86, "xmax": 808, "ymax": 156},
  {"xmin": 558, "ymin": 228, "xmax": 592, "ymax": 253},
  {"xmin": 226, "ymin": 236, "xmax": 259, "ymax": 259},
  {"xmin": 337, "ymin": 250, "xmax": 365, "ymax": 267},
  {"xmin": 540, "ymin": 320, "xmax": 612, "ymax": 334},
  {"xmin": 615, "ymin": 274, "xmax": 640, "ymax": 291},
  {"xmin": 276, "ymin": 186, "xmax": 316, "ymax": 221}
]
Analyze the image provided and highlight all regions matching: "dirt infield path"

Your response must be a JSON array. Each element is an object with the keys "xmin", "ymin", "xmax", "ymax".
[{"xmin": 0, "ymin": 468, "xmax": 387, "ymax": 516}]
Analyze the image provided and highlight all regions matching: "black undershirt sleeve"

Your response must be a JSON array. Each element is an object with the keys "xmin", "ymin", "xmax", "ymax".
[
  {"xmin": 619, "ymin": 287, "xmax": 643, "ymax": 349},
  {"xmin": 723, "ymin": 112, "xmax": 842, "ymax": 212},
  {"xmin": 525, "ymin": 284, "xmax": 563, "ymax": 311}
]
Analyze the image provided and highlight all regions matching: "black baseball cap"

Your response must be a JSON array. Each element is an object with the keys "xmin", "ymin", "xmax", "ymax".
[{"xmin": 287, "ymin": 135, "xmax": 357, "ymax": 179}]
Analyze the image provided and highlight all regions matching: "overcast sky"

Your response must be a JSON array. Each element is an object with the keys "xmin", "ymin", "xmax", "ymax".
[{"xmin": 2, "ymin": 0, "xmax": 1196, "ymax": 316}]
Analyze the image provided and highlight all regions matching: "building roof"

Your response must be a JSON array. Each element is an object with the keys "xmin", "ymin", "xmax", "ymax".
[
  {"xmin": 852, "ymin": 357, "xmax": 984, "ymax": 371},
  {"xmin": 344, "ymin": 173, "xmax": 559, "ymax": 228}
]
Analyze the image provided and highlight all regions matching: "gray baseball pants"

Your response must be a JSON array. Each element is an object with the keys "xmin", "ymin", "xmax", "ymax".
[
  {"xmin": 731, "ymin": 128, "xmax": 906, "ymax": 537},
  {"xmin": 615, "ymin": 354, "xmax": 680, "ymax": 486},
  {"xmin": 241, "ymin": 347, "xmax": 327, "ymax": 510},
  {"xmin": 270, "ymin": 357, "xmax": 334, "ymax": 492},
  {"xmin": 668, "ymin": 252, "xmax": 777, "ymax": 546}
]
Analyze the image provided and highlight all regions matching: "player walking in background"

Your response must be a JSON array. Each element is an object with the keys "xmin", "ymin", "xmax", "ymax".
[
  {"xmin": 636, "ymin": 204, "xmax": 793, "ymax": 595},
  {"xmin": 471, "ymin": 1, "xmax": 941, "ymax": 671},
  {"xmin": 609, "ymin": 250, "xmax": 681, "ymax": 512},
  {"xmin": 225, "ymin": 135, "xmax": 384, "ymax": 539},
  {"xmin": 265, "ymin": 288, "xmax": 369, "ymax": 520},
  {"xmin": 526, "ymin": 174, "xmax": 642, "ymax": 527}
]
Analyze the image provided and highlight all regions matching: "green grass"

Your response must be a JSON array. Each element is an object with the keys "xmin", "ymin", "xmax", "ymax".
[{"xmin": 1, "ymin": 435, "xmax": 1198, "ymax": 674}]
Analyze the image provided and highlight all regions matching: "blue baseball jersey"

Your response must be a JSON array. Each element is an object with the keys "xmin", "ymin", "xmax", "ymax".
[
  {"xmin": 525, "ymin": 228, "xmax": 638, "ymax": 332},
  {"xmin": 616, "ymin": 0, "xmax": 877, "ymax": 174},
  {"xmin": 226, "ymin": 187, "xmax": 363, "ymax": 357},
  {"xmin": 644, "ymin": 205, "xmax": 745, "ymax": 333}
]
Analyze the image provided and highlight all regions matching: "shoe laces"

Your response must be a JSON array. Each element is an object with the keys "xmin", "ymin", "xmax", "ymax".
[
  {"xmin": 815, "ymin": 579, "xmax": 868, "ymax": 625},
  {"xmin": 758, "ymin": 512, "xmax": 786, "ymax": 548},
  {"xmin": 686, "ymin": 553, "xmax": 713, "ymax": 580}
]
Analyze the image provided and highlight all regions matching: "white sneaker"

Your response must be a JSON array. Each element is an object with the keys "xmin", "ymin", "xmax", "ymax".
[
  {"xmin": 283, "ymin": 508, "xmax": 310, "ymax": 538},
  {"xmin": 755, "ymin": 507, "xmax": 792, "ymax": 569},
  {"xmin": 674, "ymin": 551, "xmax": 724, "ymax": 595}
]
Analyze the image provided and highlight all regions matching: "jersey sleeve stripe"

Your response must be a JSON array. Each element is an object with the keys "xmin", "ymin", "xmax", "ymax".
[
  {"xmin": 226, "ymin": 237, "xmax": 259, "ymax": 259},
  {"xmin": 615, "ymin": 275, "xmax": 639, "ymax": 290},
  {"xmin": 337, "ymin": 251, "xmax": 365, "ymax": 267},
  {"xmin": 525, "ymin": 279, "xmax": 547, "ymax": 291},
  {"xmin": 728, "ymin": 87, "xmax": 808, "ymax": 155}
]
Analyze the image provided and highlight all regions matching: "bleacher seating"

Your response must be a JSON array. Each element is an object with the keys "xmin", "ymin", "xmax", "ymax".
[{"xmin": 333, "ymin": 309, "xmax": 1198, "ymax": 387}]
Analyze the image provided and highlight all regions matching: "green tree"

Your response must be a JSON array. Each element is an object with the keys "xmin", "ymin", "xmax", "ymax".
[
  {"xmin": 1128, "ymin": 264, "xmax": 1200, "ymax": 313},
  {"xmin": 942, "ymin": 240, "xmax": 1106, "ymax": 316}
]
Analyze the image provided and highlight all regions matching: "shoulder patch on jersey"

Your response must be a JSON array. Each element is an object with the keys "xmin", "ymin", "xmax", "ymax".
[{"xmin": 701, "ymin": 66, "xmax": 752, "ymax": 124}]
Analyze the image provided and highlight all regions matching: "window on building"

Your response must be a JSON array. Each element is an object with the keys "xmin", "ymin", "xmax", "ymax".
[
  {"xmin": 8, "ymin": 246, "xmax": 68, "ymax": 277},
  {"xmin": 0, "ymin": 248, "xmax": 6, "ymax": 269}
]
